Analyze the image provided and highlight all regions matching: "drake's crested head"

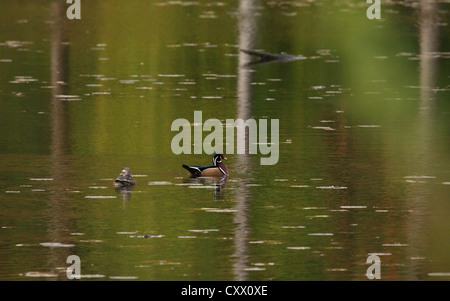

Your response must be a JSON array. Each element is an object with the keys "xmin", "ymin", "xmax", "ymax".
[{"xmin": 212, "ymin": 153, "xmax": 227, "ymax": 166}]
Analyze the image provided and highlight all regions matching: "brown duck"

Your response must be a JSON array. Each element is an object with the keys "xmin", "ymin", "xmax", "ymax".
[{"xmin": 113, "ymin": 167, "xmax": 136, "ymax": 187}]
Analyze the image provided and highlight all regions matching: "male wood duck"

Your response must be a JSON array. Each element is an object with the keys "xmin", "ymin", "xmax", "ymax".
[
  {"xmin": 114, "ymin": 167, "xmax": 136, "ymax": 187},
  {"xmin": 182, "ymin": 153, "xmax": 228, "ymax": 177}
]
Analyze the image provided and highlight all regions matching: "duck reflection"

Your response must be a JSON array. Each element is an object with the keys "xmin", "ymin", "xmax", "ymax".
[
  {"xmin": 182, "ymin": 174, "xmax": 228, "ymax": 200},
  {"xmin": 114, "ymin": 185, "xmax": 135, "ymax": 201}
]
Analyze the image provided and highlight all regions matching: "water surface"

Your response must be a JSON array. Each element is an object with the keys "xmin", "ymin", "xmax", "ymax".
[{"xmin": 0, "ymin": 0, "xmax": 449, "ymax": 281}]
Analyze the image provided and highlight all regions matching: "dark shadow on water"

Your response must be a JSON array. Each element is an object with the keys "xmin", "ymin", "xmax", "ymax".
[{"xmin": 239, "ymin": 48, "xmax": 307, "ymax": 68}]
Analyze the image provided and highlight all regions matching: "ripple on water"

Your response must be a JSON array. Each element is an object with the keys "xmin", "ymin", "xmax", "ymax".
[
  {"xmin": 326, "ymin": 268, "xmax": 347, "ymax": 272},
  {"xmin": 109, "ymin": 276, "xmax": 139, "ymax": 280}
]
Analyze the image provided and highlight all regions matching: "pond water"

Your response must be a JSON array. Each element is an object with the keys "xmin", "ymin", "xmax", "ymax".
[{"xmin": 0, "ymin": 0, "xmax": 449, "ymax": 281}]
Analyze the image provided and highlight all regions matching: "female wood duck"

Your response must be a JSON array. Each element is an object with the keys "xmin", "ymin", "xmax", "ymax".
[
  {"xmin": 114, "ymin": 167, "xmax": 136, "ymax": 187},
  {"xmin": 182, "ymin": 153, "xmax": 228, "ymax": 177}
]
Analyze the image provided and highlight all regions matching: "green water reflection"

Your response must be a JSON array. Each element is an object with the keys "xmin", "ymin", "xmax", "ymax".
[{"xmin": 0, "ymin": 0, "xmax": 449, "ymax": 281}]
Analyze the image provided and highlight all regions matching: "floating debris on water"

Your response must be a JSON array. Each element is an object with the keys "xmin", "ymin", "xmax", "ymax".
[
  {"xmin": 79, "ymin": 274, "xmax": 105, "ymax": 279},
  {"xmin": 303, "ymin": 207, "xmax": 326, "ymax": 210},
  {"xmin": 40, "ymin": 242, "xmax": 75, "ymax": 248},
  {"xmin": 130, "ymin": 234, "xmax": 164, "ymax": 239},
  {"xmin": 158, "ymin": 74, "xmax": 185, "ymax": 78},
  {"xmin": 382, "ymin": 243, "xmax": 409, "ymax": 247},
  {"xmin": 428, "ymin": 273, "xmax": 450, "ymax": 277},
  {"xmin": 357, "ymin": 125, "xmax": 381, "ymax": 128},
  {"xmin": 249, "ymin": 240, "xmax": 282, "ymax": 245},
  {"xmin": 55, "ymin": 95, "xmax": 81, "ymax": 101},
  {"xmin": 201, "ymin": 96, "xmax": 223, "ymax": 99},
  {"xmin": 24, "ymin": 272, "xmax": 58, "ymax": 278},
  {"xmin": 91, "ymin": 92, "xmax": 111, "ymax": 95},
  {"xmin": 9, "ymin": 76, "xmax": 38, "ymax": 84},
  {"xmin": 252, "ymin": 262, "xmax": 275, "ymax": 267},
  {"xmin": 243, "ymin": 267, "xmax": 265, "ymax": 271},
  {"xmin": 29, "ymin": 178, "xmax": 53, "ymax": 181},
  {"xmin": 404, "ymin": 175, "xmax": 436, "ymax": 179},
  {"xmin": 5, "ymin": 191, "xmax": 20, "ymax": 194},
  {"xmin": 85, "ymin": 196, "xmax": 117, "ymax": 199},
  {"xmin": 178, "ymin": 236, "xmax": 197, "ymax": 239},
  {"xmin": 282, "ymin": 226, "xmax": 305, "ymax": 229},
  {"xmin": 189, "ymin": 229, "xmax": 219, "ymax": 233},
  {"xmin": 405, "ymin": 179, "xmax": 426, "ymax": 183},
  {"xmin": 70, "ymin": 233, "xmax": 85, "ymax": 236},
  {"xmin": 409, "ymin": 257, "xmax": 426, "ymax": 260},
  {"xmin": 308, "ymin": 233, "xmax": 334, "ymax": 236},
  {"xmin": 119, "ymin": 79, "xmax": 140, "ymax": 84},
  {"xmin": 316, "ymin": 186, "xmax": 347, "ymax": 190},
  {"xmin": 287, "ymin": 246, "xmax": 311, "ymax": 250},
  {"xmin": 109, "ymin": 276, "xmax": 139, "ymax": 280},
  {"xmin": 311, "ymin": 126, "xmax": 336, "ymax": 131},
  {"xmin": 117, "ymin": 231, "xmax": 138, "ymax": 235},
  {"xmin": 204, "ymin": 209, "xmax": 238, "ymax": 213},
  {"xmin": 148, "ymin": 181, "xmax": 172, "ymax": 185},
  {"xmin": 340, "ymin": 205, "xmax": 367, "ymax": 209},
  {"xmin": 188, "ymin": 185, "xmax": 217, "ymax": 189}
]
